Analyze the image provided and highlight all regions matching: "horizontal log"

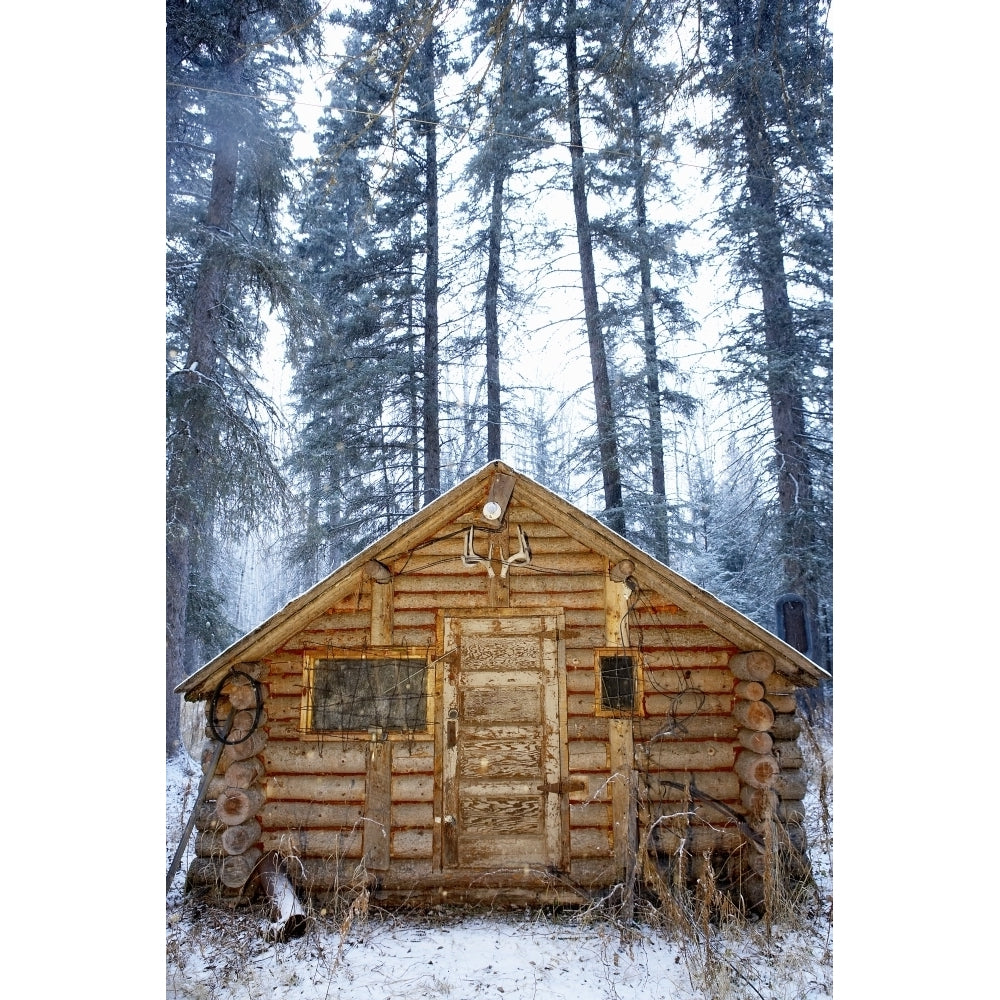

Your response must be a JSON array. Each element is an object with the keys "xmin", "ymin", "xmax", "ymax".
[
  {"xmin": 389, "ymin": 828, "xmax": 433, "ymax": 859},
  {"xmin": 732, "ymin": 699, "xmax": 775, "ymax": 732},
  {"xmin": 569, "ymin": 802, "xmax": 612, "ymax": 828},
  {"xmin": 390, "ymin": 802, "xmax": 435, "ymax": 827},
  {"xmin": 645, "ymin": 693, "xmax": 733, "ymax": 717},
  {"xmin": 740, "ymin": 785, "xmax": 778, "ymax": 819},
  {"xmin": 185, "ymin": 857, "xmax": 222, "ymax": 888},
  {"xmin": 729, "ymin": 651, "xmax": 775, "ymax": 682},
  {"xmin": 266, "ymin": 774, "xmax": 366, "ymax": 803},
  {"xmin": 261, "ymin": 801, "xmax": 365, "ymax": 830},
  {"xmin": 764, "ymin": 693, "xmax": 798, "ymax": 714},
  {"xmin": 639, "ymin": 740, "xmax": 736, "ymax": 771},
  {"xmin": 774, "ymin": 740, "xmax": 804, "ymax": 770},
  {"xmin": 646, "ymin": 801, "xmax": 748, "ymax": 831},
  {"xmin": 263, "ymin": 741, "xmax": 367, "ymax": 775},
  {"xmin": 219, "ymin": 848, "xmax": 262, "ymax": 889},
  {"xmin": 222, "ymin": 819, "xmax": 262, "ymax": 856},
  {"xmin": 225, "ymin": 675, "xmax": 265, "ymax": 710},
  {"xmin": 194, "ymin": 830, "xmax": 224, "ymax": 858},
  {"xmin": 641, "ymin": 668, "xmax": 735, "ymax": 695},
  {"xmin": 568, "ymin": 827, "xmax": 613, "ymax": 858},
  {"xmin": 568, "ymin": 742, "xmax": 609, "ymax": 771},
  {"xmin": 642, "ymin": 650, "xmax": 732, "ymax": 669},
  {"xmin": 215, "ymin": 786, "xmax": 266, "ymax": 827},
  {"xmin": 649, "ymin": 823, "xmax": 745, "ymax": 854},
  {"xmin": 735, "ymin": 751, "xmax": 779, "ymax": 790},
  {"xmin": 763, "ymin": 672, "xmax": 797, "ymax": 695},
  {"xmin": 262, "ymin": 827, "xmax": 363, "ymax": 859},
  {"xmin": 392, "ymin": 774, "xmax": 434, "ymax": 801},
  {"xmin": 189, "ymin": 850, "xmax": 264, "ymax": 889},
  {"xmin": 733, "ymin": 680, "xmax": 765, "ymax": 701},
  {"xmin": 737, "ymin": 728, "xmax": 773, "ymax": 754},
  {"xmin": 392, "ymin": 741, "xmax": 435, "ymax": 765},
  {"xmin": 219, "ymin": 730, "xmax": 267, "ymax": 770},
  {"xmin": 646, "ymin": 627, "xmax": 733, "ymax": 650},
  {"xmin": 233, "ymin": 661, "xmax": 267, "ymax": 682},
  {"xmin": 635, "ymin": 714, "xmax": 739, "ymax": 741},
  {"xmin": 645, "ymin": 770, "xmax": 740, "ymax": 802},
  {"xmin": 193, "ymin": 800, "xmax": 225, "ymax": 833},
  {"xmin": 220, "ymin": 757, "xmax": 264, "ymax": 788},
  {"xmin": 777, "ymin": 799, "xmax": 807, "ymax": 824},
  {"xmin": 771, "ymin": 714, "xmax": 802, "ymax": 740},
  {"xmin": 267, "ymin": 673, "xmax": 304, "ymax": 697},
  {"xmin": 774, "ymin": 773, "xmax": 807, "ymax": 801}
]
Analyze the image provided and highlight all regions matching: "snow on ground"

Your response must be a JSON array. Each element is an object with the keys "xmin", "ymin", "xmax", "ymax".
[{"xmin": 166, "ymin": 731, "xmax": 833, "ymax": 1000}]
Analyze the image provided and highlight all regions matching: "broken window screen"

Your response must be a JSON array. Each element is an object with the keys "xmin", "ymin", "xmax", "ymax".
[
  {"xmin": 312, "ymin": 656, "xmax": 427, "ymax": 732},
  {"xmin": 599, "ymin": 654, "xmax": 635, "ymax": 712}
]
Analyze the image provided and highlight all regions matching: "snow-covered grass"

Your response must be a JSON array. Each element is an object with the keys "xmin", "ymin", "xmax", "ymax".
[{"xmin": 166, "ymin": 724, "xmax": 832, "ymax": 999}]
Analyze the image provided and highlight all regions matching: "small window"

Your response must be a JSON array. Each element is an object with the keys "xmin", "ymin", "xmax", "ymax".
[
  {"xmin": 595, "ymin": 648, "xmax": 644, "ymax": 716},
  {"xmin": 302, "ymin": 649, "xmax": 429, "ymax": 734}
]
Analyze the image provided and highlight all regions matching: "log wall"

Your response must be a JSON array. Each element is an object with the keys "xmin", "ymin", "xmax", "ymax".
[{"xmin": 185, "ymin": 497, "xmax": 811, "ymax": 905}]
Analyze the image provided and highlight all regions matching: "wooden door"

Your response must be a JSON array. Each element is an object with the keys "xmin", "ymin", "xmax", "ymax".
[{"xmin": 441, "ymin": 612, "xmax": 567, "ymax": 870}]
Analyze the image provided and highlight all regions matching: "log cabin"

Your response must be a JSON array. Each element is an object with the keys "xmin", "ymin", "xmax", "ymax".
[{"xmin": 176, "ymin": 461, "xmax": 828, "ymax": 913}]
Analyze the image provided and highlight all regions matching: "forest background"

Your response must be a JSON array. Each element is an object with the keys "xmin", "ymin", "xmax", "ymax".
[
  {"xmin": 164, "ymin": 0, "xmax": 835, "ymax": 751},
  {"xmin": 1, "ymin": 2, "xmax": 994, "ymax": 997}
]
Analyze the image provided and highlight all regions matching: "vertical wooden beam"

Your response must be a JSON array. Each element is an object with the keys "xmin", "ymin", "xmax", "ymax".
[
  {"xmin": 370, "ymin": 576, "xmax": 394, "ymax": 646},
  {"xmin": 363, "ymin": 740, "xmax": 391, "ymax": 871},
  {"xmin": 605, "ymin": 575, "xmax": 631, "ymax": 646},
  {"xmin": 609, "ymin": 719, "xmax": 637, "ymax": 908}
]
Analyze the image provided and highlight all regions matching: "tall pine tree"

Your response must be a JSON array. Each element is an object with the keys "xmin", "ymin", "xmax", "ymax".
[{"xmin": 165, "ymin": 0, "xmax": 322, "ymax": 753}]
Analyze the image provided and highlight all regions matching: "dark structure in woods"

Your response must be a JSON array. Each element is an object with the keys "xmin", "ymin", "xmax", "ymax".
[{"xmin": 177, "ymin": 462, "xmax": 828, "ymax": 911}]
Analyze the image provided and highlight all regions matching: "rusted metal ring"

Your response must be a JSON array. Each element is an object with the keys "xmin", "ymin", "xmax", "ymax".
[{"xmin": 209, "ymin": 669, "xmax": 263, "ymax": 745}]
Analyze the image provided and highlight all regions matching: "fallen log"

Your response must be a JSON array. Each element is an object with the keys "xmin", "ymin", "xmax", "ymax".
[{"xmin": 257, "ymin": 852, "xmax": 310, "ymax": 941}]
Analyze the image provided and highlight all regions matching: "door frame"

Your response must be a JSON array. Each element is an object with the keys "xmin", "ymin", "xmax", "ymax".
[{"xmin": 435, "ymin": 607, "xmax": 569, "ymax": 872}]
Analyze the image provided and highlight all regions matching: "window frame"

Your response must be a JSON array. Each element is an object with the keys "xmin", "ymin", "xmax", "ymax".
[
  {"xmin": 593, "ymin": 647, "xmax": 645, "ymax": 717},
  {"xmin": 300, "ymin": 646, "xmax": 433, "ymax": 738}
]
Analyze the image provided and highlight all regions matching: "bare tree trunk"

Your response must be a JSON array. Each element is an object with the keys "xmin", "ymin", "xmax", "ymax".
[
  {"xmin": 627, "ymin": 71, "xmax": 669, "ymax": 562},
  {"xmin": 565, "ymin": 0, "xmax": 626, "ymax": 536},
  {"xmin": 421, "ymin": 30, "xmax": 441, "ymax": 504},
  {"xmin": 166, "ymin": 19, "xmax": 242, "ymax": 755},
  {"xmin": 726, "ymin": 0, "xmax": 819, "ymax": 653},
  {"xmin": 485, "ymin": 167, "xmax": 504, "ymax": 461}
]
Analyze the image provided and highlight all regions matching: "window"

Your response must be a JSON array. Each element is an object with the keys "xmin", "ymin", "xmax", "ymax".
[
  {"xmin": 302, "ymin": 649, "xmax": 429, "ymax": 734},
  {"xmin": 594, "ymin": 648, "xmax": 644, "ymax": 716}
]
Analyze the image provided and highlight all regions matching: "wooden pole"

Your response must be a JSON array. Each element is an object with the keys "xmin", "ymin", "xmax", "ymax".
[{"xmin": 167, "ymin": 709, "xmax": 233, "ymax": 892}]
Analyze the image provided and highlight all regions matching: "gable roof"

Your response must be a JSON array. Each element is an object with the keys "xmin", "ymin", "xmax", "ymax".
[{"xmin": 177, "ymin": 461, "xmax": 829, "ymax": 698}]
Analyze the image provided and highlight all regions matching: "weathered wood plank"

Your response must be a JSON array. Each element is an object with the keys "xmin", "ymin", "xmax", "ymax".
[
  {"xmin": 608, "ymin": 720, "xmax": 637, "ymax": 881},
  {"xmin": 364, "ymin": 741, "xmax": 391, "ymax": 870}
]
